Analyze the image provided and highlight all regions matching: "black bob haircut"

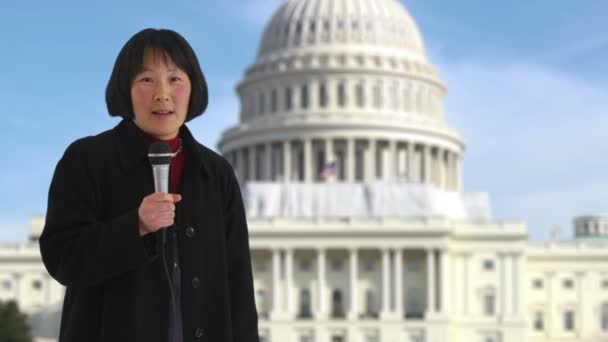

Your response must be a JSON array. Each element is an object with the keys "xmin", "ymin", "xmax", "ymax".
[{"xmin": 105, "ymin": 28, "xmax": 208, "ymax": 121}]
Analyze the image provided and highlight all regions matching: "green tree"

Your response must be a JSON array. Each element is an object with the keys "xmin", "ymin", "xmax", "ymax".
[{"xmin": 0, "ymin": 301, "xmax": 33, "ymax": 342}]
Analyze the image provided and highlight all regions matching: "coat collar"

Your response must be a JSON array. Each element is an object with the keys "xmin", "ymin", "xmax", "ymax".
[{"xmin": 112, "ymin": 119, "xmax": 211, "ymax": 179}]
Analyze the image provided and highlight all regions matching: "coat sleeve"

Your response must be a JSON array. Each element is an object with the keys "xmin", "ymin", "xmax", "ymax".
[
  {"xmin": 39, "ymin": 140, "xmax": 153, "ymax": 288},
  {"xmin": 222, "ymin": 161, "xmax": 260, "ymax": 341}
]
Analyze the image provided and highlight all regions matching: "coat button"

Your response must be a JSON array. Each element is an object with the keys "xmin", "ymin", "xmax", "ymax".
[
  {"xmin": 194, "ymin": 327, "xmax": 203, "ymax": 338},
  {"xmin": 192, "ymin": 277, "xmax": 200, "ymax": 289},
  {"xmin": 185, "ymin": 226, "xmax": 196, "ymax": 238}
]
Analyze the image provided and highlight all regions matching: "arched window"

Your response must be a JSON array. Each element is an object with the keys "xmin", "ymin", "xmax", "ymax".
[
  {"xmin": 299, "ymin": 288, "xmax": 311, "ymax": 318},
  {"xmin": 337, "ymin": 82, "xmax": 346, "ymax": 107},
  {"xmin": 355, "ymin": 83, "xmax": 365, "ymax": 108},
  {"xmin": 285, "ymin": 86, "xmax": 293, "ymax": 110},
  {"xmin": 332, "ymin": 289, "xmax": 344, "ymax": 318},
  {"xmin": 373, "ymin": 82, "xmax": 383, "ymax": 109},
  {"xmin": 258, "ymin": 92, "xmax": 265, "ymax": 115},
  {"xmin": 301, "ymin": 84, "xmax": 309, "ymax": 109},
  {"xmin": 483, "ymin": 292, "xmax": 495, "ymax": 316},
  {"xmin": 365, "ymin": 289, "xmax": 377, "ymax": 318},
  {"xmin": 255, "ymin": 289, "xmax": 268, "ymax": 318},
  {"xmin": 319, "ymin": 82, "xmax": 328, "ymax": 108},
  {"xmin": 533, "ymin": 311, "xmax": 544, "ymax": 331},
  {"xmin": 271, "ymin": 89, "xmax": 277, "ymax": 113},
  {"xmin": 601, "ymin": 302, "xmax": 608, "ymax": 331},
  {"xmin": 564, "ymin": 310, "xmax": 575, "ymax": 331}
]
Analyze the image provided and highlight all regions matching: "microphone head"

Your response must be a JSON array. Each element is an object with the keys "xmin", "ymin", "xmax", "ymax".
[{"xmin": 148, "ymin": 142, "xmax": 172, "ymax": 166}]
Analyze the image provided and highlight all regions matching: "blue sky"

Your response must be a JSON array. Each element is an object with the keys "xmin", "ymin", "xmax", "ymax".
[{"xmin": 0, "ymin": 0, "xmax": 606, "ymax": 242}]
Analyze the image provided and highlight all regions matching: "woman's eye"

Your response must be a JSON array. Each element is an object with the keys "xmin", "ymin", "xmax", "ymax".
[
  {"xmin": 171, "ymin": 76, "xmax": 181, "ymax": 82},
  {"xmin": 139, "ymin": 77, "xmax": 153, "ymax": 83}
]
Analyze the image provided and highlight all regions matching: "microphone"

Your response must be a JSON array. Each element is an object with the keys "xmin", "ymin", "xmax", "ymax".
[{"xmin": 148, "ymin": 142, "xmax": 172, "ymax": 193}]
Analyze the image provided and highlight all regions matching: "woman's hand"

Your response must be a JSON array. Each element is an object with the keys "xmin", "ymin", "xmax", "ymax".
[{"xmin": 138, "ymin": 193, "xmax": 182, "ymax": 236}]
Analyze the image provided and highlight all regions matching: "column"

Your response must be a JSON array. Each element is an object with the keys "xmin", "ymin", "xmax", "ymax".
[
  {"xmin": 394, "ymin": 248, "xmax": 404, "ymax": 318},
  {"xmin": 381, "ymin": 248, "xmax": 390, "ymax": 316},
  {"xmin": 546, "ymin": 272, "xmax": 554, "ymax": 338},
  {"xmin": 12, "ymin": 273, "xmax": 21, "ymax": 302},
  {"xmin": 367, "ymin": 139, "xmax": 377, "ymax": 181},
  {"xmin": 346, "ymin": 138, "xmax": 355, "ymax": 182},
  {"xmin": 388, "ymin": 140, "xmax": 397, "ymax": 181},
  {"xmin": 264, "ymin": 143, "xmax": 272, "ymax": 181},
  {"xmin": 500, "ymin": 253, "xmax": 507, "ymax": 319},
  {"xmin": 44, "ymin": 273, "xmax": 52, "ymax": 304},
  {"xmin": 423, "ymin": 145, "xmax": 431, "ymax": 184},
  {"xmin": 408, "ymin": 142, "xmax": 416, "ymax": 182},
  {"xmin": 576, "ymin": 271, "xmax": 585, "ymax": 337},
  {"xmin": 349, "ymin": 248, "xmax": 359, "ymax": 319},
  {"xmin": 456, "ymin": 153, "xmax": 463, "ymax": 192},
  {"xmin": 325, "ymin": 138, "xmax": 334, "ymax": 163},
  {"xmin": 446, "ymin": 152, "xmax": 454, "ymax": 190},
  {"xmin": 271, "ymin": 249, "xmax": 282, "ymax": 318},
  {"xmin": 463, "ymin": 253, "xmax": 470, "ymax": 316},
  {"xmin": 285, "ymin": 248, "xmax": 294, "ymax": 317},
  {"xmin": 439, "ymin": 249, "xmax": 449, "ymax": 315},
  {"xmin": 317, "ymin": 248, "xmax": 327, "ymax": 318},
  {"xmin": 438, "ymin": 149, "xmax": 446, "ymax": 189},
  {"xmin": 426, "ymin": 249, "xmax": 436, "ymax": 316},
  {"xmin": 304, "ymin": 138, "xmax": 313, "ymax": 183},
  {"xmin": 515, "ymin": 253, "xmax": 525, "ymax": 317},
  {"xmin": 248, "ymin": 146, "xmax": 257, "ymax": 182},
  {"xmin": 283, "ymin": 140, "xmax": 291, "ymax": 182},
  {"xmin": 237, "ymin": 148, "xmax": 246, "ymax": 183}
]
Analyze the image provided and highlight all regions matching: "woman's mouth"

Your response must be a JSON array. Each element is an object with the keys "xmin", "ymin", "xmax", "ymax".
[{"xmin": 152, "ymin": 110, "xmax": 174, "ymax": 116}]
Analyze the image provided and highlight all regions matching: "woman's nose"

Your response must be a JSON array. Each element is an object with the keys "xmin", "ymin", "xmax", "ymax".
[{"xmin": 154, "ymin": 82, "xmax": 169, "ymax": 101}]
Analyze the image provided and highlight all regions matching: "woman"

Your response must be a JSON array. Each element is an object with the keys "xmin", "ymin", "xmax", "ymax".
[{"xmin": 40, "ymin": 28, "xmax": 259, "ymax": 342}]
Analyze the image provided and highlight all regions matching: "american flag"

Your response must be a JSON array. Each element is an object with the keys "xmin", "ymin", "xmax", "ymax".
[{"xmin": 320, "ymin": 160, "xmax": 337, "ymax": 180}]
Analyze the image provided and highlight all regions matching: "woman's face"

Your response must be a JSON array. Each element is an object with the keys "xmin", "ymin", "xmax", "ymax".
[{"xmin": 130, "ymin": 49, "xmax": 191, "ymax": 140}]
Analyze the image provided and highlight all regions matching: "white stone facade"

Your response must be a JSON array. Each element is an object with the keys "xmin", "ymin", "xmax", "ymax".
[{"xmin": 1, "ymin": 1, "xmax": 608, "ymax": 342}]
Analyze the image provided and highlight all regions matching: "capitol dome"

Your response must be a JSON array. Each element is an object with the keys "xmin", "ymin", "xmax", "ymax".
[
  {"xmin": 256, "ymin": 0, "xmax": 428, "ymax": 62},
  {"xmin": 219, "ymin": 0, "xmax": 468, "ymax": 208}
]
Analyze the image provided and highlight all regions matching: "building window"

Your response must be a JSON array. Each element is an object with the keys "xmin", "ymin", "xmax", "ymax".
[
  {"xmin": 298, "ymin": 288, "xmax": 312, "ymax": 319},
  {"xmin": 406, "ymin": 259, "xmax": 420, "ymax": 272},
  {"xmin": 564, "ymin": 310, "xmax": 575, "ymax": 331},
  {"xmin": 601, "ymin": 279, "xmax": 608, "ymax": 289},
  {"xmin": 300, "ymin": 333, "xmax": 314, "ymax": 342},
  {"xmin": 1, "ymin": 280, "xmax": 11, "ymax": 290},
  {"xmin": 363, "ymin": 259, "xmax": 375, "ymax": 272},
  {"xmin": 299, "ymin": 259, "xmax": 311, "ymax": 272},
  {"xmin": 32, "ymin": 280, "xmax": 43, "ymax": 290},
  {"xmin": 563, "ymin": 279, "xmax": 574, "ymax": 289},
  {"xmin": 337, "ymin": 82, "xmax": 346, "ymax": 107},
  {"xmin": 601, "ymin": 302, "xmax": 608, "ymax": 331},
  {"xmin": 331, "ymin": 259, "xmax": 343, "ymax": 272},
  {"xmin": 355, "ymin": 83, "xmax": 365, "ymax": 107},
  {"xmin": 534, "ymin": 311, "xmax": 544, "ymax": 331},
  {"xmin": 255, "ymin": 289, "xmax": 269, "ymax": 319},
  {"xmin": 301, "ymin": 85, "xmax": 309, "ymax": 109},
  {"xmin": 271, "ymin": 89, "xmax": 277, "ymax": 113},
  {"xmin": 365, "ymin": 289, "xmax": 377, "ymax": 318},
  {"xmin": 533, "ymin": 279, "xmax": 543, "ymax": 289},
  {"xmin": 319, "ymin": 82, "xmax": 328, "ymax": 108},
  {"xmin": 255, "ymin": 260, "xmax": 267, "ymax": 272},
  {"xmin": 331, "ymin": 289, "xmax": 345, "ymax": 318},
  {"xmin": 372, "ymin": 82, "xmax": 382, "ymax": 109},
  {"xmin": 285, "ymin": 86, "xmax": 293, "ymax": 110},
  {"xmin": 406, "ymin": 289, "xmax": 423, "ymax": 319},
  {"xmin": 258, "ymin": 92, "xmax": 265, "ymax": 114},
  {"xmin": 483, "ymin": 260, "xmax": 494, "ymax": 271},
  {"xmin": 331, "ymin": 336, "xmax": 344, "ymax": 342},
  {"xmin": 483, "ymin": 293, "xmax": 495, "ymax": 316}
]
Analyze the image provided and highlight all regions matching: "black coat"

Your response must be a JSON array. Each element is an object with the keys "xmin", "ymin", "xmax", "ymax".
[{"xmin": 39, "ymin": 119, "xmax": 259, "ymax": 342}]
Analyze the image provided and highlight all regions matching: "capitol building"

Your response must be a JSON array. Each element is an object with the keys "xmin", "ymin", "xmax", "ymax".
[{"xmin": 1, "ymin": 0, "xmax": 608, "ymax": 341}]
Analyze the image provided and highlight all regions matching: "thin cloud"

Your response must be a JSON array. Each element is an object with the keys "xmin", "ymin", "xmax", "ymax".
[{"xmin": 431, "ymin": 55, "xmax": 608, "ymax": 241}]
